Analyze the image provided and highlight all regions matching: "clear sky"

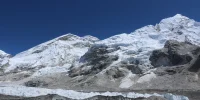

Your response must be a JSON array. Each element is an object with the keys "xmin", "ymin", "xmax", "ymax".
[{"xmin": 0, "ymin": 0, "xmax": 200, "ymax": 55}]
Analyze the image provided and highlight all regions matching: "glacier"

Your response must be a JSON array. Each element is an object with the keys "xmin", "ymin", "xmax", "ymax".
[{"xmin": 0, "ymin": 85, "xmax": 189, "ymax": 100}]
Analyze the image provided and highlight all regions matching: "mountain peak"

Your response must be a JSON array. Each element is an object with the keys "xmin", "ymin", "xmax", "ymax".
[
  {"xmin": 56, "ymin": 33, "xmax": 99, "ymax": 42},
  {"xmin": 82, "ymin": 35, "xmax": 99, "ymax": 42},
  {"xmin": 173, "ymin": 14, "xmax": 188, "ymax": 19},
  {"xmin": 56, "ymin": 33, "xmax": 80, "ymax": 41},
  {"xmin": 0, "ymin": 50, "xmax": 11, "ymax": 66},
  {"xmin": 160, "ymin": 14, "xmax": 190, "ymax": 24},
  {"xmin": 166, "ymin": 14, "xmax": 190, "ymax": 21},
  {"xmin": 0, "ymin": 50, "xmax": 10, "ymax": 57}
]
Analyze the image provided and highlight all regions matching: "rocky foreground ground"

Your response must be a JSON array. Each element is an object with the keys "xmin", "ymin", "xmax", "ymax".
[
  {"xmin": 0, "ymin": 90, "xmax": 199, "ymax": 100},
  {"xmin": 0, "ymin": 94, "xmax": 167, "ymax": 100}
]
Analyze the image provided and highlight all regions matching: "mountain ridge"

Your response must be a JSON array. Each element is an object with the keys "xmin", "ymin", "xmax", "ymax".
[{"xmin": 0, "ymin": 13, "xmax": 200, "ymax": 77}]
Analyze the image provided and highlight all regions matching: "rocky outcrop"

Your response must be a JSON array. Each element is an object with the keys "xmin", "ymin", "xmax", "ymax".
[
  {"xmin": 150, "ymin": 40, "xmax": 199, "ymax": 67},
  {"xmin": 121, "ymin": 64, "xmax": 143, "ymax": 74},
  {"xmin": 69, "ymin": 44, "xmax": 119, "ymax": 77},
  {"xmin": 105, "ymin": 67, "xmax": 125, "ymax": 78},
  {"xmin": 188, "ymin": 55, "xmax": 200, "ymax": 72}
]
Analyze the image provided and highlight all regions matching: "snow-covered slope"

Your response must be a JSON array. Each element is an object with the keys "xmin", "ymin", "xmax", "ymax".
[
  {"xmin": 71, "ymin": 14, "xmax": 200, "ymax": 75},
  {"xmin": 4, "ymin": 34, "xmax": 99, "ymax": 72},
  {"xmin": 0, "ymin": 50, "xmax": 11, "ymax": 67}
]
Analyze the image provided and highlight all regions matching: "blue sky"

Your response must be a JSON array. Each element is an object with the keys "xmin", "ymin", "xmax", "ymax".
[{"xmin": 0, "ymin": 0, "xmax": 200, "ymax": 55}]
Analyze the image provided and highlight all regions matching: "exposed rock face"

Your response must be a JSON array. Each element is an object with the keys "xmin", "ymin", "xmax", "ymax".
[
  {"xmin": 150, "ymin": 40, "xmax": 199, "ymax": 67},
  {"xmin": 188, "ymin": 55, "xmax": 200, "ymax": 72},
  {"xmin": 121, "ymin": 64, "xmax": 143, "ymax": 74},
  {"xmin": 105, "ymin": 67, "xmax": 125, "ymax": 78},
  {"xmin": 69, "ymin": 44, "xmax": 119, "ymax": 77}
]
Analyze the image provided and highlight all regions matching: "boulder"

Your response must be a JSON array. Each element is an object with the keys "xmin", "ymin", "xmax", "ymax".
[
  {"xmin": 105, "ymin": 67, "xmax": 125, "ymax": 78},
  {"xmin": 121, "ymin": 64, "xmax": 143, "ymax": 74},
  {"xmin": 24, "ymin": 80, "xmax": 48, "ymax": 87}
]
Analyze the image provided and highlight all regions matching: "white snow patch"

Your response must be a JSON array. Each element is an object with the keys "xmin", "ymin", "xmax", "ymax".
[
  {"xmin": 31, "ymin": 64, "xmax": 71, "ymax": 77},
  {"xmin": 137, "ymin": 72, "xmax": 156, "ymax": 83},
  {"xmin": 119, "ymin": 72, "xmax": 136, "ymax": 88}
]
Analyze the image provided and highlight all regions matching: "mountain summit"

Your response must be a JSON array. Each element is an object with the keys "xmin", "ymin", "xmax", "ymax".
[{"xmin": 0, "ymin": 50, "xmax": 11, "ymax": 67}]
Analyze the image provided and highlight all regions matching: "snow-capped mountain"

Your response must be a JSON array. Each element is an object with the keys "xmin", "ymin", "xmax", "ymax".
[
  {"xmin": 69, "ymin": 14, "xmax": 200, "ymax": 76},
  {"xmin": 0, "ymin": 14, "xmax": 199, "ymax": 100},
  {"xmin": 3, "ymin": 34, "xmax": 99, "ymax": 73},
  {"xmin": 0, "ymin": 14, "xmax": 199, "ymax": 79},
  {"xmin": 0, "ymin": 14, "xmax": 199, "ymax": 78}
]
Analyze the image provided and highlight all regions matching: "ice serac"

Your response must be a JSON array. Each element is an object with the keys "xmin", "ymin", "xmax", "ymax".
[
  {"xmin": 70, "ymin": 14, "xmax": 200, "ymax": 76},
  {"xmin": 4, "ymin": 33, "xmax": 99, "ymax": 72}
]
